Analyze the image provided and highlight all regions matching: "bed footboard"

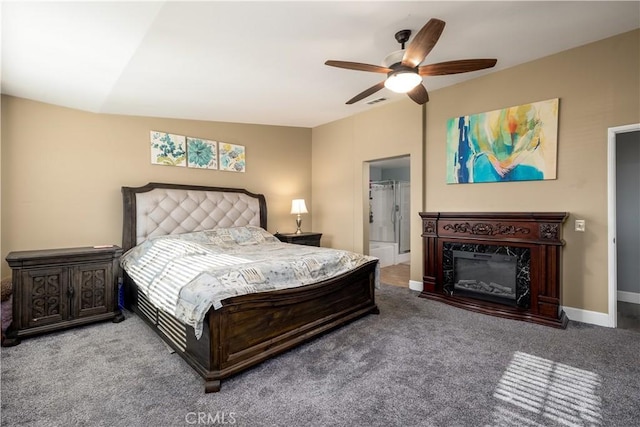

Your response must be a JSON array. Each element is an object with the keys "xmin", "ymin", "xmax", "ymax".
[{"xmin": 125, "ymin": 260, "xmax": 378, "ymax": 392}]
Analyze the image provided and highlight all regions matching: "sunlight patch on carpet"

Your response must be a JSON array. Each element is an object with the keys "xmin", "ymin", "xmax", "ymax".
[{"xmin": 489, "ymin": 351, "xmax": 602, "ymax": 426}]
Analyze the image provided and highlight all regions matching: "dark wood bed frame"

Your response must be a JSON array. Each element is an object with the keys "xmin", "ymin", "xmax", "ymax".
[{"xmin": 121, "ymin": 182, "xmax": 379, "ymax": 393}]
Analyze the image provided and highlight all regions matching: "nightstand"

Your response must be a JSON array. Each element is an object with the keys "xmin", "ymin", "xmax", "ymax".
[
  {"xmin": 4, "ymin": 245, "xmax": 124, "ymax": 346},
  {"xmin": 275, "ymin": 232, "xmax": 322, "ymax": 247}
]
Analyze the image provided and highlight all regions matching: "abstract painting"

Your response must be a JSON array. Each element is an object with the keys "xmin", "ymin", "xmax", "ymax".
[
  {"xmin": 150, "ymin": 131, "xmax": 186, "ymax": 167},
  {"xmin": 446, "ymin": 98, "xmax": 559, "ymax": 183},
  {"xmin": 187, "ymin": 137, "xmax": 217, "ymax": 169},
  {"xmin": 219, "ymin": 143, "xmax": 246, "ymax": 172}
]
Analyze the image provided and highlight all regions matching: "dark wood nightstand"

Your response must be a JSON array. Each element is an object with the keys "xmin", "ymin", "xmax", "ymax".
[
  {"xmin": 4, "ymin": 245, "xmax": 124, "ymax": 346},
  {"xmin": 275, "ymin": 232, "xmax": 322, "ymax": 247}
]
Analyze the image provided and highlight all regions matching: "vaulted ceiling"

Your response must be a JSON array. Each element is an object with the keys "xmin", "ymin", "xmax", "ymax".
[{"xmin": 2, "ymin": 1, "xmax": 639, "ymax": 128}]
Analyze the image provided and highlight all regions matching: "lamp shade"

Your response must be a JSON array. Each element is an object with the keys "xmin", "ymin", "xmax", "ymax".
[
  {"xmin": 290, "ymin": 199, "xmax": 308, "ymax": 215},
  {"xmin": 384, "ymin": 71, "xmax": 422, "ymax": 93}
]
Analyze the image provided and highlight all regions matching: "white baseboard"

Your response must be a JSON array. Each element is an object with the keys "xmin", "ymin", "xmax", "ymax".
[
  {"xmin": 409, "ymin": 280, "xmax": 423, "ymax": 292},
  {"xmin": 617, "ymin": 290, "xmax": 640, "ymax": 304},
  {"xmin": 396, "ymin": 252, "xmax": 411, "ymax": 264},
  {"xmin": 562, "ymin": 306, "xmax": 612, "ymax": 328},
  {"xmin": 403, "ymin": 283, "xmax": 624, "ymax": 328},
  {"xmin": 562, "ymin": 293, "xmax": 639, "ymax": 328}
]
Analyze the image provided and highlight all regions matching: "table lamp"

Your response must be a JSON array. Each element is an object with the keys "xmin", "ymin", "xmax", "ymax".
[{"xmin": 290, "ymin": 199, "xmax": 308, "ymax": 234}]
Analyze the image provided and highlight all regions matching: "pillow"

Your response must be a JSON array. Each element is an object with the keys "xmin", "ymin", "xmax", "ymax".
[
  {"xmin": 204, "ymin": 226, "xmax": 279, "ymax": 246},
  {"xmin": 228, "ymin": 227, "xmax": 257, "ymax": 245}
]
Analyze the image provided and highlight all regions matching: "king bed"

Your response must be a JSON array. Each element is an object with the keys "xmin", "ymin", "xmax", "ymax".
[{"xmin": 121, "ymin": 182, "xmax": 379, "ymax": 392}]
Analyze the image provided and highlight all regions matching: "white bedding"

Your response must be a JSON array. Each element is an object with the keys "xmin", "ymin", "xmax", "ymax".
[{"xmin": 121, "ymin": 226, "xmax": 379, "ymax": 338}]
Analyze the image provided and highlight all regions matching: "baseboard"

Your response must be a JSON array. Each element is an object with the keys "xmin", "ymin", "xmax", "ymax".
[
  {"xmin": 617, "ymin": 290, "xmax": 640, "ymax": 304},
  {"xmin": 562, "ymin": 306, "xmax": 612, "ymax": 328},
  {"xmin": 396, "ymin": 252, "xmax": 411, "ymax": 264},
  {"xmin": 409, "ymin": 280, "xmax": 423, "ymax": 292},
  {"xmin": 407, "ymin": 283, "xmax": 617, "ymax": 327}
]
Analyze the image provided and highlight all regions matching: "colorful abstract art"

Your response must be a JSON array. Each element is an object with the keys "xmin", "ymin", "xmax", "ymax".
[
  {"xmin": 446, "ymin": 98, "xmax": 559, "ymax": 184},
  {"xmin": 219, "ymin": 143, "xmax": 246, "ymax": 173},
  {"xmin": 150, "ymin": 131, "xmax": 186, "ymax": 167},
  {"xmin": 187, "ymin": 137, "xmax": 217, "ymax": 169}
]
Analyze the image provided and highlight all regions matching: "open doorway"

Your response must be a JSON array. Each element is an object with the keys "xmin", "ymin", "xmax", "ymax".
[
  {"xmin": 608, "ymin": 124, "xmax": 640, "ymax": 331},
  {"xmin": 368, "ymin": 155, "xmax": 410, "ymax": 287}
]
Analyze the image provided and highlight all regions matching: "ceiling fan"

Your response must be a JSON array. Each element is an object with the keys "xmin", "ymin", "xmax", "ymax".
[{"xmin": 325, "ymin": 18, "xmax": 497, "ymax": 105}]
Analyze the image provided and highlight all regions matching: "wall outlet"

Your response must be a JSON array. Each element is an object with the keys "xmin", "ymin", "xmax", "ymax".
[{"xmin": 575, "ymin": 219, "xmax": 586, "ymax": 232}]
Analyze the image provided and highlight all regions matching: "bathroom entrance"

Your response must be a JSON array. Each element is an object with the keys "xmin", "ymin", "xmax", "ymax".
[{"xmin": 368, "ymin": 156, "xmax": 410, "ymax": 270}]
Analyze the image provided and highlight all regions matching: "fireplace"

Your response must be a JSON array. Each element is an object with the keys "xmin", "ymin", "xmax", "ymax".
[
  {"xmin": 419, "ymin": 212, "xmax": 568, "ymax": 328},
  {"xmin": 443, "ymin": 242, "xmax": 532, "ymax": 309},
  {"xmin": 452, "ymin": 250, "xmax": 517, "ymax": 305}
]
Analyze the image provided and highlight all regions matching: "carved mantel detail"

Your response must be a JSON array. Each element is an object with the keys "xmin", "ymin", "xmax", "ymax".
[
  {"xmin": 539, "ymin": 223, "xmax": 560, "ymax": 240},
  {"xmin": 419, "ymin": 211, "xmax": 569, "ymax": 329},
  {"xmin": 423, "ymin": 221, "xmax": 436, "ymax": 234},
  {"xmin": 443, "ymin": 222, "xmax": 531, "ymax": 236}
]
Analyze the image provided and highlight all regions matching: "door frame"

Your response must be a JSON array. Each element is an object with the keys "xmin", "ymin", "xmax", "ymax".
[
  {"xmin": 365, "ymin": 155, "xmax": 411, "ymax": 258},
  {"xmin": 607, "ymin": 123, "xmax": 640, "ymax": 327}
]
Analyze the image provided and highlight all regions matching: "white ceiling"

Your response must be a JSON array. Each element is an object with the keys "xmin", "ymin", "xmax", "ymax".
[{"xmin": 2, "ymin": 1, "xmax": 639, "ymax": 128}]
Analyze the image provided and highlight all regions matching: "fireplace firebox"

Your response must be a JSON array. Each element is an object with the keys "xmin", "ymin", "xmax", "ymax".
[
  {"xmin": 452, "ymin": 250, "xmax": 517, "ymax": 305},
  {"xmin": 419, "ymin": 212, "xmax": 568, "ymax": 328}
]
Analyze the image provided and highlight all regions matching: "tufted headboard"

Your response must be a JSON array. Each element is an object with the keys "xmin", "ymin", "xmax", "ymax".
[{"xmin": 121, "ymin": 182, "xmax": 267, "ymax": 252}]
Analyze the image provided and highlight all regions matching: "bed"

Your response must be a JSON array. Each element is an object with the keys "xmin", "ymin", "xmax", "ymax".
[{"xmin": 121, "ymin": 182, "xmax": 379, "ymax": 393}]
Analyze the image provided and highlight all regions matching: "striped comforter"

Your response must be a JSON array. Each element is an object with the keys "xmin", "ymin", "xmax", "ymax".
[{"xmin": 120, "ymin": 226, "xmax": 379, "ymax": 339}]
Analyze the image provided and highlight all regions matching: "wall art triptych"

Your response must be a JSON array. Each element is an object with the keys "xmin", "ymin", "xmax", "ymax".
[{"xmin": 150, "ymin": 131, "xmax": 246, "ymax": 173}]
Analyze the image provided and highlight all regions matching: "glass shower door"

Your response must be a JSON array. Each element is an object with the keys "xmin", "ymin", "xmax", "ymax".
[
  {"xmin": 396, "ymin": 181, "xmax": 411, "ymax": 253},
  {"xmin": 369, "ymin": 182, "xmax": 395, "ymax": 242}
]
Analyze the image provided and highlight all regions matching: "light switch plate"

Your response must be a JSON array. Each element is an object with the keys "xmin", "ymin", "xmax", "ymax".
[{"xmin": 575, "ymin": 219, "xmax": 586, "ymax": 232}]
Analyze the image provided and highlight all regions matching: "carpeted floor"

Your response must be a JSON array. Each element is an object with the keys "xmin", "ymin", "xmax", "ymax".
[
  {"xmin": 618, "ymin": 301, "xmax": 640, "ymax": 332},
  {"xmin": 1, "ymin": 284, "xmax": 639, "ymax": 427}
]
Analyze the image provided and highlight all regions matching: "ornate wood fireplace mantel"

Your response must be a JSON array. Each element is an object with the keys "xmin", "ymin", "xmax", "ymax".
[{"xmin": 419, "ymin": 212, "xmax": 569, "ymax": 328}]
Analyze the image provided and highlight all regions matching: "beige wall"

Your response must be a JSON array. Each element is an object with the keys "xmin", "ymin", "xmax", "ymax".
[
  {"xmin": 425, "ymin": 30, "xmax": 639, "ymax": 314},
  {"xmin": 311, "ymin": 99, "xmax": 424, "ymax": 282},
  {"xmin": 2, "ymin": 29, "xmax": 638, "ymax": 316},
  {"xmin": 311, "ymin": 29, "xmax": 639, "ymax": 315},
  {"xmin": 1, "ymin": 96, "xmax": 311, "ymax": 276}
]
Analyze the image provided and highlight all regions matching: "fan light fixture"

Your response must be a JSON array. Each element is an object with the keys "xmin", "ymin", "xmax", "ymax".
[
  {"xmin": 325, "ymin": 19, "xmax": 498, "ymax": 105},
  {"xmin": 384, "ymin": 71, "xmax": 422, "ymax": 93}
]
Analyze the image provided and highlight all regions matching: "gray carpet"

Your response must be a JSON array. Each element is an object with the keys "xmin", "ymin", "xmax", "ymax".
[{"xmin": 1, "ymin": 285, "xmax": 639, "ymax": 427}]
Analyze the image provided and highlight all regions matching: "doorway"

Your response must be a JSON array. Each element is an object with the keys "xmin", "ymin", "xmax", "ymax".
[
  {"xmin": 607, "ymin": 124, "xmax": 640, "ymax": 331},
  {"xmin": 368, "ymin": 156, "xmax": 411, "ymax": 287}
]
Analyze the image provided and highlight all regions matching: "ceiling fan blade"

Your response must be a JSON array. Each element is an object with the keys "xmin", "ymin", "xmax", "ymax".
[
  {"xmin": 419, "ymin": 59, "xmax": 497, "ymax": 76},
  {"xmin": 325, "ymin": 60, "xmax": 391, "ymax": 74},
  {"xmin": 402, "ymin": 18, "xmax": 446, "ymax": 68},
  {"xmin": 346, "ymin": 81, "xmax": 386, "ymax": 104},
  {"xmin": 407, "ymin": 83, "xmax": 429, "ymax": 105}
]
